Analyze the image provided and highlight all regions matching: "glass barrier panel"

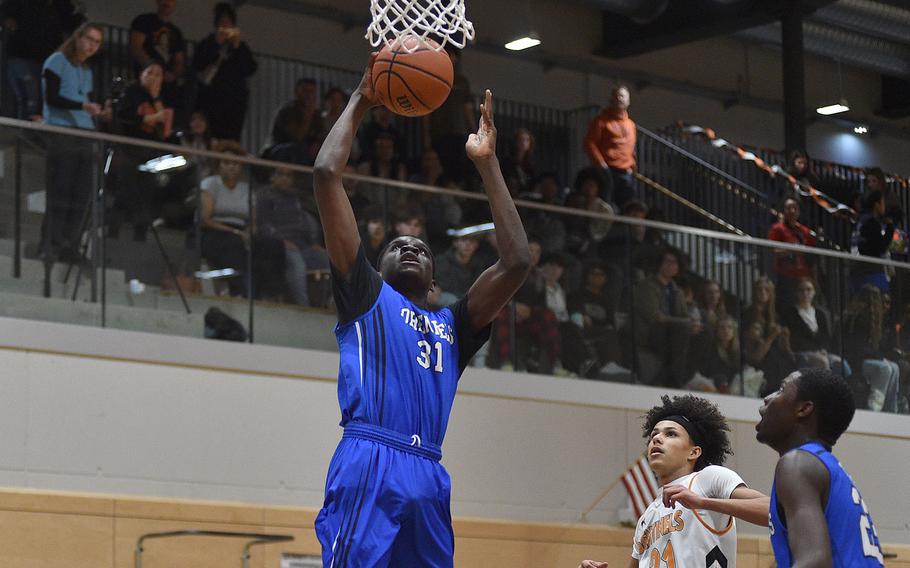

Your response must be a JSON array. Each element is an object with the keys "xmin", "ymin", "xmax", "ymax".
[
  {"xmin": 0, "ymin": 123, "xmax": 103, "ymax": 328},
  {"xmin": 100, "ymin": 137, "xmax": 250, "ymax": 344}
]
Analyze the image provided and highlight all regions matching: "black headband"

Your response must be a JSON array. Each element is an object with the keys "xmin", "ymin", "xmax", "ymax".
[{"xmin": 663, "ymin": 415, "xmax": 704, "ymax": 447}]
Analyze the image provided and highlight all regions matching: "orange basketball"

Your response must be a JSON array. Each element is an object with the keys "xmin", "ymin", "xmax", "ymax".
[{"xmin": 372, "ymin": 35, "xmax": 454, "ymax": 117}]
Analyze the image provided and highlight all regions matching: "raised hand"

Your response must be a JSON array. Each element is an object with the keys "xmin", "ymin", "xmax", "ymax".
[
  {"xmin": 356, "ymin": 52, "xmax": 381, "ymax": 108},
  {"xmin": 578, "ymin": 561, "xmax": 609, "ymax": 568},
  {"xmin": 465, "ymin": 89, "xmax": 497, "ymax": 162}
]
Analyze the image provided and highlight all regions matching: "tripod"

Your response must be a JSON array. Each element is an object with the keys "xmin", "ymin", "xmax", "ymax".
[{"xmin": 65, "ymin": 146, "xmax": 192, "ymax": 316}]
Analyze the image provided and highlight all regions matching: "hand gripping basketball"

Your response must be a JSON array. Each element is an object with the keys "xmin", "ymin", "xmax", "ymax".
[
  {"xmin": 357, "ymin": 52, "xmax": 382, "ymax": 108},
  {"xmin": 465, "ymin": 89, "xmax": 496, "ymax": 162}
]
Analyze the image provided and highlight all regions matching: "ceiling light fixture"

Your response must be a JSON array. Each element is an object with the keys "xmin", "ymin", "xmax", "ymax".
[
  {"xmin": 505, "ymin": 35, "xmax": 541, "ymax": 51},
  {"xmin": 817, "ymin": 100, "xmax": 850, "ymax": 116},
  {"xmin": 854, "ymin": 125, "xmax": 868, "ymax": 134}
]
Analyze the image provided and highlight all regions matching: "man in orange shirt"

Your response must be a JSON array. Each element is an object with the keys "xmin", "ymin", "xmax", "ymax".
[{"xmin": 584, "ymin": 85, "xmax": 637, "ymax": 208}]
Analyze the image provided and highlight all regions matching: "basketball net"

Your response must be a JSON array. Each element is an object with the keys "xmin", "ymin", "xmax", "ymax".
[{"xmin": 366, "ymin": 0, "xmax": 475, "ymax": 52}]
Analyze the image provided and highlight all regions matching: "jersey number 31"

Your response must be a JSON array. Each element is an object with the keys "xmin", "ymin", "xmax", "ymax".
[{"xmin": 416, "ymin": 340, "xmax": 444, "ymax": 372}]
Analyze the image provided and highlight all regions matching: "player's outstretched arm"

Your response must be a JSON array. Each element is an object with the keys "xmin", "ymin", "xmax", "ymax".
[
  {"xmin": 662, "ymin": 484, "xmax": 770, "ymax": 526},
  {"xmin": 775, "ymin": 451, "xmax": 833, "ymax": 567},
  {"xmin": 463, "ymin": 90, "xmax": 532, "ymax": 332},
  {"xmin": 313, "ymin": 54, "xmax": 378, "ymax": 277}
]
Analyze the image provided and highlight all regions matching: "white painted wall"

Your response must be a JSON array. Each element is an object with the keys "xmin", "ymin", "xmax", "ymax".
[
  {"xmin": 0, "ymin": 316, "xmax": 908, "ymax": 544},
  {"xmin": 81, "ymin": 0, "xmax": 910, "ymax": 175}
]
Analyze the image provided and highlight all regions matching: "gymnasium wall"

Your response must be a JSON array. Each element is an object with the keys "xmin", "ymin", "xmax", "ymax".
[
  {"xmin": 0, "ymin": 316, "xmax": 908, "ymax": 550},
  {"xmin": 82, "ymin": 0, "xmax": 910, "ymax": 175}
]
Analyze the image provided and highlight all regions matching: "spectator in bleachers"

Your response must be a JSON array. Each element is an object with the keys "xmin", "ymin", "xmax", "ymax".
[
  {"xmin": 696, "ymin": 279, "xmax": 729, "ymax": 334},
  {"xmin": 423, "ymin": 46, "xmax": 474, "ymax": 183},
  {"xmin": 567, "ymin": 262, "xmax": 622, "ymax": 376},
  {"xmin": 265, "ymin": 78, "xmax": 322, "ymax": 163},
  {"xmin": 38, "ymin": 21, "xmax": 104, "ymax": 261},
  {"xmin": 632, "ymin": 247, "xmax": 701, "ymax": 387},
  {"xmin": 111, "ymin": 61, "xmax": 176, "ymax": 241},
  {"xmin": 1, "ymin": 0, "xmax": 83, "ymax": 120},
  {"xmin": 850, "ymin": 190, "xmax": 894, "ymax": 294},
  {"xmin": 129, "ymin": 0, "xmax": 186, "ymax": 122},
  {"xmin": 407, "ymin": 153, "xmax": 463, "ymax": 248},
  {"xmin": 843, "ymin": 284, "xmax": 901, "ymax": 412},
  {"xmin": 193, "ymin": 2, "xmax": 257, "ymax": 141},
  {"xmin": 501, "ymin": 128, "xmax": 536, "ymax": 196},
  {"xmin": 780, "ymin": 277, "xmax": 848, "ymax": 377},
  {"xmin": 179, "ymin": 110, "xmax": 214, "ymax": 181},
  {"xmin": 767, "ymin": 197, "xmax": 816, "ymax": 307},
  {"xmin": 200, "ymin": 144, "xmax": 285, "ymax": 299},
  {"xmin": 743, "ymin": 277, "xmax": 795, "ymax": 395},
  {"xmin": 361, "ymin": 208, "xmax": 388, "ymax": 268},
  {"xmin": 563, "ymin": 168, "xmax": 614, "ymax": 259},
  {"xmin": 522, "ymin": 173, "xmax": 568, "ymax": 256},
  {"xmin": 358, "ymin": 131, "xmax": 407, "ymax": 181},
  {"xmin": 256, "ymin": 166, "xmax": 329, "ymax": 306},
  {"xmin": 599, "ymin": 199, "xmax": 649, "ymax": 301},
  {"xmin": 494, "ymin": 237, "xmax": 562, "ymax": 374},
  {"xmin": 696, "ymin": 316, "xmax": 741, "ymax": 393},
  {"xmin": 434, "ymin": 231, "xmax": 485, "ymax": 307},
  {"xmin": 392, "ymin": 208, "xmax": 425, "ymax": 240},
  {"xmin": 584, "ymin": 85, "xmax": 636, "ymax": 208},
  {"xmin": 785, "ymin": 150, "xmax": 820, "ymax": 192},
  {"xmin": 359, "ymin": 105, "xmax": 400, "ymax": 163},
  {"xmin": 539, "ymin": 254, "xmax": 597, "ymax": 377}
]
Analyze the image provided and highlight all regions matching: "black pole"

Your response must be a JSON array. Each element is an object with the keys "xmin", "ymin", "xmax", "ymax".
[
  {"xmin": 13, "ymin": 137, "xmax": 22, "ymax": 278},
  {"xmin": 246, "ymin": 168, "xmax": 254, "ymax": 344},
  {"xmin": 782, "ymin": 2, "xmax": 807, "ymax": 156}
]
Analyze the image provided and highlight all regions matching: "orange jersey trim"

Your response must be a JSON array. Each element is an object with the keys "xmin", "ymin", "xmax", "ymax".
[{"xmin": 687, "ymin": 472, "xmax": 734, "ymax": 536}]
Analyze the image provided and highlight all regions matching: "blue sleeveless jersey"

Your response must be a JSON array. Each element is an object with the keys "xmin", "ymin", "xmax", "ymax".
[
  {"xmin": 770, "ymin": 442, "xmax": 885, "ymax": 567},
  {"xmin": 334, "ymin": 281, "xmax": 464, "ymax": 445}
]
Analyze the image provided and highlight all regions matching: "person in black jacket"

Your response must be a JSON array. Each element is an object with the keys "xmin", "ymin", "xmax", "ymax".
[
  {"xmin": 780, "ymin": 277, "xmax": 850, "ymax": 378},
  {"xmin": 192, "ymin": 2, "xmax": 256, "ymax": 141},
  {"xmin": 850, "ymin": 190, "xmax": 894, "ymax": 295}
]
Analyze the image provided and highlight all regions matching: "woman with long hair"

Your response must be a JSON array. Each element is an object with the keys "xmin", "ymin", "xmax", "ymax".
[
  {"xmin": 39, "ymin": 21, "xmax": 106, "ymax": 261},
  {"xmin": 743, "ymin": 277, "xmax": 796, "ymax": 395},
  {"xmin": 843, "ymin": 284, "xmax": 901, "ymax": 412},
  {"xmin": 698, "ymin": 317, "xmax": 742, "ymax": 393}
]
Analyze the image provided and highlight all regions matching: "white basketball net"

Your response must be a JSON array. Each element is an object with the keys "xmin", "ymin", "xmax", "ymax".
[{"xmin": 366, "ymin": 0, "xmax": 475, "ymax": 52}]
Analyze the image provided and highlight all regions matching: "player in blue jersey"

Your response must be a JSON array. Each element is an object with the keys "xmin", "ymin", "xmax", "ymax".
[
  {"xmin": 311, "ymin": 54, "xmax": 531, "ymax": 568},
  {"xmin": 756, "ymin": 368, "xmax": 885, "ymax": 567}
]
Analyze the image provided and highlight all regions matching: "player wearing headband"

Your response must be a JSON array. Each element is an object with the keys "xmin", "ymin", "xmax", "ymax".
[{"xmin": 580, "ymin": 395, "xmax": 769, "ymax": 568}]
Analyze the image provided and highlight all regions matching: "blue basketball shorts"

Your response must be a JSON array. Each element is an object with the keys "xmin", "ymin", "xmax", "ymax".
[{"xmin": 315, "ymin": 424, "xmax": 454, "ymax": 568}]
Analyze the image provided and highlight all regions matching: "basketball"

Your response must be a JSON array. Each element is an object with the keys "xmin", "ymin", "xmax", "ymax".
[{"xmin": 372, "ymin": 35, "xmax": 454, "ymax": 117}]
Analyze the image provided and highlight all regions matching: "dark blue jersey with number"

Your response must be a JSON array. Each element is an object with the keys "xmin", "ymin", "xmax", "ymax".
[
  {"xmin": 316, "ymin": 246, "xmax": 490, "ymax": 567},
  {"xmin": 770, "ymin": 442, "xmax": 885, "ymax": 567},
  {"xmin": 335, "ymin": 277, "xmax": 469, "ymax": 444}
]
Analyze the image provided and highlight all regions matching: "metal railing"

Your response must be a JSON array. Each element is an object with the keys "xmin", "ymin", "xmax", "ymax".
[{"xmin": 134, "ymin": 529, "xmax": 293, "ymax": 568}]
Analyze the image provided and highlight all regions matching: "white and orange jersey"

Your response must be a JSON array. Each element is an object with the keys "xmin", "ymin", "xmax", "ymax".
[{"xmin": 631, "ymin": 465, "xmax": 744, "ymax": 568}]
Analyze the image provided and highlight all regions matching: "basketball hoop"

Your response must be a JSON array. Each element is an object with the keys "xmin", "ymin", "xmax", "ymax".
[{"xmin": 366, "ymin": 0, "xmax": 475, "ymax": 52}]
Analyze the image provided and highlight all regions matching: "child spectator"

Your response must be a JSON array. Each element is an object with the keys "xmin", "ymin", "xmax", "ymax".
[
  {"xmin": 193, "ymin": 2, "xmax": 257, "ymax": 141},
  {"xmin": 697, "ymin": 317, "xmax": 741, "ymax": 393}
]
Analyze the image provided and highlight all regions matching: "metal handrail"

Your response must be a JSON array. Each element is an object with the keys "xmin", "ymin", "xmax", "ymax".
[
  {"xmin": 3, "ymin": 115, "xmax": 909, "ymax": 270},
  {"xmin": 637, "ymin": 125, "xmax": 768, "ymax": 199},
  {"xmin": 135, "ymin": 529, "xmax": 294, "ymax": 568}
]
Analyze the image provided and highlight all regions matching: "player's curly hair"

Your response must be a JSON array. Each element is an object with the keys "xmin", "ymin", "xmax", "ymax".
[{"xmin": 642, "ymin": 395, "xmax": 733, "ymax": 470}]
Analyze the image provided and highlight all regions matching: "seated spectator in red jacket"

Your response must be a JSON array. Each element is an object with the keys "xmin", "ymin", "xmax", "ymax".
[{"xmin": 767, "ymin": 197, "xmax": 816, "ymax": 307}]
